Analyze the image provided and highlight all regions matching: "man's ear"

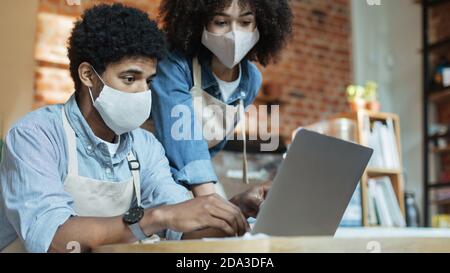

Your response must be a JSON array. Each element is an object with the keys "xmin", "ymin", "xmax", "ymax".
[{"xmin": 78, "ymin": 62, "xmax": 95, "ymax": 88}]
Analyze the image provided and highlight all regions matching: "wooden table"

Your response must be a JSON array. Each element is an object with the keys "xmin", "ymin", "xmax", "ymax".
[{"xmin": 93, "ymin": 236, "xmax": 450, "ymax": 253}]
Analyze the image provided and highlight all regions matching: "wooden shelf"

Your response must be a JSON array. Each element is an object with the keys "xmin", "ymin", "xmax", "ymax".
[
  {"xmin": 428, "ymin": 37, "xmax": 450, "ymax": 51},
  {"xmin": 431, "ymin": 146, "xmax": 450, "ymax": 153},
  {"xmin": 428, "ymin": 132, "xmax": 450, "ymax": 141},
  {"xmin": 333, "ymin": 110, "xmax": 399, "ymax": 121},
  {"xmin": 366, "ymin": 168, "xmax": 403, "ymax": 176},
  {"xmin": 429, "ymin": 87, "xmax": 450, "ymax": 103},
  {"xmin": 432, "ymin": 199, "xmax": 450, "ymax": 206},
  {"xmin": 415, "ymin": 0, "xmax": 450, "ymax": 6},
  {"xmin": 428, "ymin": 0, "xmax": 450, "ymax": 7},
  {"xmin": 427, "ymin": 182, "xmax": 450, "ymax": 189}
]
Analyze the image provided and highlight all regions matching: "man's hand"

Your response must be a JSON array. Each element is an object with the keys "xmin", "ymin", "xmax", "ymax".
[
  {"xmin": 191, "ymin": 183, "xmax": 216, "ymax": 197},
  {"xmin": 158, "ymin": 194, "xmax": 249, "ymax": 237},
  {"xmin": 229, "ymin": 181, "xmax": 272, "ymax": 218}
]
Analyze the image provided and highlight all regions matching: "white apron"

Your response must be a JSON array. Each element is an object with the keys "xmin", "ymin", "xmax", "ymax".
[
  {"xmin": 2, "ymin": 108, "xmax": 151, "ymax": 253},
  {"xmin": 191, "ymin": 58, "xmax": 249, "ymax": 184}
]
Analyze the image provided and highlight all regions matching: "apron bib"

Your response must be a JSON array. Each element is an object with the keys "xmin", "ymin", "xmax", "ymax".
[
  {"xmin": 191, "ymin": 58, "xmax": 249, "ymax": 184},
  {"xmin": 2, "ymin": 108, "xmax": 153, "ymax": 252}
]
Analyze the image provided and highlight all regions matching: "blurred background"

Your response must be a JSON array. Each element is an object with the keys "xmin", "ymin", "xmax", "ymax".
[{"xmin": 0, "ymin": 0, "xmax": 449, "ymax": 230}]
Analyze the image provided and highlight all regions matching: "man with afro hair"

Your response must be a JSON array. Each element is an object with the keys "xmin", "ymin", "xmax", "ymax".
[{"xmin": 0, "ymin": 3, "xmax": 265, "ymax": 253}]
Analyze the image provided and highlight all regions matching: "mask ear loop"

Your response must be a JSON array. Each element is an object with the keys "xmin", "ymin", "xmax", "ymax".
[
  {"xmin": 90, "ymin": 66, "xmax": 106, "ymax": 85},
  {"xmin": 88, "ymin": 87, "xmax": 95, "ymax": 105},
  {"xmin": 88, "ymin": 66, "xmax": 106, "ymax": 105}
]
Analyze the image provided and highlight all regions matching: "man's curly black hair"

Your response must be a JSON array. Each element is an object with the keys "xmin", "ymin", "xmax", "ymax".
[
  {"xmin": 68, "ymin": 3, "xmax": 167, "ymax": 91},
  {"xmin": 159, "ymin": 0, "xmax": 293, "ymax": 66}
]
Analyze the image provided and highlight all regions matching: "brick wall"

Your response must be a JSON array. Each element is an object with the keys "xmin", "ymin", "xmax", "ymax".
[
  {"xmin": 39, "ymin": 0, "xmax": 160, "ymax": 16},
  {"xmin": 429, "ymin": 1, "xmax": 450, "ymax": 44},
  {"xmin": 34, "ymin": 0, "xmax": 161, "ymax": 108},
  {"xmin": 35, "ymin": 0, "xmax": 352, "ymax": 139},
  {"xmin": 260, "ymin": 0, "xmax": 351, "ymax": 137}
]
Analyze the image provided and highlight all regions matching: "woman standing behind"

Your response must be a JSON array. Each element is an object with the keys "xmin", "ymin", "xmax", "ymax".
[{"xmin": 151, "ymin": 0, "xmax": 293, "ymax": 203}]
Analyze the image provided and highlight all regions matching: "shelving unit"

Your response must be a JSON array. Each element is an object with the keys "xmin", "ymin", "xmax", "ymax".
[
  {"xmin": 306, "ymin": 110, "xmax": 406, "ymax": 227},
  {"xmin": 331, "ymin": 110, "xmax": 405, "ymax": 227},
  {"xmin": 422, "ymin": 0, "xmax": 450, "ymax": 226}
]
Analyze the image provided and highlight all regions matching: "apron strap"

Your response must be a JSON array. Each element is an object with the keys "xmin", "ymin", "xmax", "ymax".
[
  {"xmin": 126, "ymin": 152, "xmax": 142, "ymax": 207},
  {"xmin": 192, "ymin": 57, "xmax": 202, "ymax": 89},
  {"xmin": 61, "ymin": 108, "xmax": 142, "ymax": 208},
  {"xmin": 61, "ymin": 108, "xmax": 79, "ymax": 175},
  {"xmin": 192, "ymin": 58, "xmax": 249, "ymax": 184},
  {"xmin": 191, "ymin": 58, "xmax": 248, "ymax": 184},
  {"xmin": 239, "ymin": 99, "xmax": 249, "ymax": 184}
]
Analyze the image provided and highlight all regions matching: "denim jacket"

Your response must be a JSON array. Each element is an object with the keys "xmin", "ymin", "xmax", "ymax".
[{"xmin": 151, "ymin": 51, "xmax": 262, "ymax": 187}]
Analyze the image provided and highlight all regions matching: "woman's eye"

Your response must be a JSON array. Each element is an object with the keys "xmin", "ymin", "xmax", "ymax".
[
  {"xmin": 214, "ymin": 21, "xmax": 228, "ymax": 26},
  {"xmin": 241, "ymin": 21, "xmax": 252, "ymax": 26}
]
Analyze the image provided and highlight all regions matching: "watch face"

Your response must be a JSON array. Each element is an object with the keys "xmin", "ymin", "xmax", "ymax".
[{"xmin": 123, "ymin": 207, "xmax": 144, "ymax": 225}]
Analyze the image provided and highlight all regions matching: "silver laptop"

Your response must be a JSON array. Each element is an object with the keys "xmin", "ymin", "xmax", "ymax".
[{"xmin": 252, "ymin": 129, "xmax": 373, "ymax": 236}]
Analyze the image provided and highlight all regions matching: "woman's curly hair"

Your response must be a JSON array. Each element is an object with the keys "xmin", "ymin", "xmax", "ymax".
[
  {"xmin": 68, "ymin": 3, "xmax": 167, "ymax": 90},
  {"xmin": 159, "ymin": 0, "xmax": 293, "ymax": 66}
]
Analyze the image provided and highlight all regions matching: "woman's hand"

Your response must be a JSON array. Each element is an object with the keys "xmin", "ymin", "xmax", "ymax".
[{"xmin": 229, "ymin": 181, "xmax": 272, "ymax": 218}]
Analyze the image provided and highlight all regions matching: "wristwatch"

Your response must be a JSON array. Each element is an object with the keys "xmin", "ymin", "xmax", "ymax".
[{"xmin": 123, "ymin": 206, "xmax": 149, "ymax": 241}]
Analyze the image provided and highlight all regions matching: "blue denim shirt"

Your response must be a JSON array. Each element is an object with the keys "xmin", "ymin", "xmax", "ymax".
[
  {"xmin": 0, "ymin": 95, "xmax": 191, "ymax": 253},
  {"xmin": 151, "ymin": 51, "xmax": 262, "ymax": 187}
]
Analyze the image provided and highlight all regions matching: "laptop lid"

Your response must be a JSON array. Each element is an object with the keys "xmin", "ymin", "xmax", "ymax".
[{"xmin": 252, "ymin": 129, "xmax": 373, "ymax": 236}]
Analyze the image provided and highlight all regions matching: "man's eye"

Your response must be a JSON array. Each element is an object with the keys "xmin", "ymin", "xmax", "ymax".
[
  {"xmin": 241, "ymin": 21, "xmax": 252, "ymax": 26},
  {"xmin": 124, "ymin": 76, "xmax": 135, "ymax": 83}
]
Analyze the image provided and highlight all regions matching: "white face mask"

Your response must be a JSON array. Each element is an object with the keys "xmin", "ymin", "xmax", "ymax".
[
  {"xmin": 201, "ymin": 28, "xmax": 260, "ymax": 69},
  {"xmin": 89, "ymin": 67, "xmax": 152, "ymax": 135}
]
